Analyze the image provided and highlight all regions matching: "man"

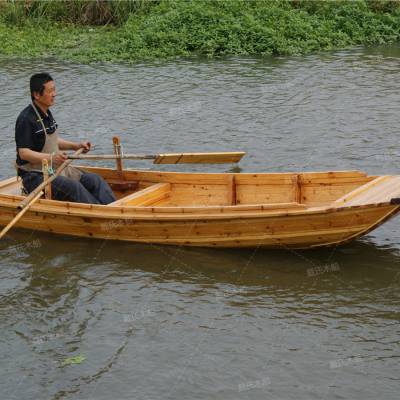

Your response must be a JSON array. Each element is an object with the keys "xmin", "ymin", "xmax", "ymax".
[{"xmin": 15, "ymin": 73, "xmax": 116, "ymax": 205}]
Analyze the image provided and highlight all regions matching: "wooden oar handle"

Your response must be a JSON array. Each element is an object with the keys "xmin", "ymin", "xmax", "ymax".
[
  {"xmin": 18, "ymin": 148, "xmax": 85, "ymax": 210},
  {"xmin": 0, "ymin": 190, "xmax": 44, "ymax": 240},
  {"xmin": 55, "ymin": 148, "xmax": 85, "ymax": 174},
  {"xmin": 67, "ymin": 154, "xmax": 155, "ymax": 160}
]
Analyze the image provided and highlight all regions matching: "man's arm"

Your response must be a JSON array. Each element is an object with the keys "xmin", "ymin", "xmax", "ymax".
[
  {"xmin": 58, "ymin": 138, "xmax": 91, "ymax": 152},
  {"xmin": 18, "ymin": 148, "xmax": 67, "ymax": 167}
]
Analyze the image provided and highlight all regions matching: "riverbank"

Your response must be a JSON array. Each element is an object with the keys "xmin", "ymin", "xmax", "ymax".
[{"xmin": 1, "ymin": 0, "xmax": 400, "ymax": 63}]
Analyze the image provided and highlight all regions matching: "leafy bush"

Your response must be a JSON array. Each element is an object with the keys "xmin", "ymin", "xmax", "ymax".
[{"xmin": 0, "ymin": 0, "xmax": 399, "ymax": 62}]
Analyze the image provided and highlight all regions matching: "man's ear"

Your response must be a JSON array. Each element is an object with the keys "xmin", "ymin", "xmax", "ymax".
[{"xmin": 32, "ymin": 91, "xmax": 39, "ymax": 101}]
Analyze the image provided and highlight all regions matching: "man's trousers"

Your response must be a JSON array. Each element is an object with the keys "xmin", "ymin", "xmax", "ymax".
[{"xmin": 22, "ymin": 172, "xmax": 116, "ymax": 205}]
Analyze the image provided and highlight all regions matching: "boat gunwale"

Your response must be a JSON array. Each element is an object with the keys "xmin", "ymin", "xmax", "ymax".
[
  {"xmin": 0, "ymin": 192, "xmax": 397, "ymax": 221},
  {"xmin": 0, "ymin": 168, "xmax": 396, "ymax": 221},
  {"xmin": 80, "ymin": 166, "xmax": 368, "ymax": 178}
]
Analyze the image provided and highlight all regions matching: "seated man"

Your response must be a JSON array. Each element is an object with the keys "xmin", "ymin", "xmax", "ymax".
[{"xmin": 15, "ymin": 73, "xmax": 116, "ymax": 205}]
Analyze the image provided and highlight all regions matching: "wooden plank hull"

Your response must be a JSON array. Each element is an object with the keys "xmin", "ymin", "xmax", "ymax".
[
  {"xmin": 0, "ymin": 168, "xmax": 399, "ymax": 249},
  {"xmin": 0, "ymin": 200, "xmax": 398, "ymax": 249}
]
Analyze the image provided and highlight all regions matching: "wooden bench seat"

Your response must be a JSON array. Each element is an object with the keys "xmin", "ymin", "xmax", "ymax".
[
  {"xmin": 107, "ymin": 179, "xmax": 138, "ymax": 192},
  {"xmin": 332, "ymin": 176, "xmax": 400, "ymax": 206},
  {"xmin": 109, "ymin": 183, "xmax": 171, "ymax": 206}
]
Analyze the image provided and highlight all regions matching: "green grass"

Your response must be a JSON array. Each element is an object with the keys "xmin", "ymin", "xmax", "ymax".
[{"xmin": 0, "ymin": 0, "xmax": 399, "ymax": 63}]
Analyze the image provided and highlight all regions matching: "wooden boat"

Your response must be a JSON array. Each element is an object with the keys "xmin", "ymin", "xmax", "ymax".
[{"xmin": 0, "ymin": 166, "xmax": 399, "ymax": 248}]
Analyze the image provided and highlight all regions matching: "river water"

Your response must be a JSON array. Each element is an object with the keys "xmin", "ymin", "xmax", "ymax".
[{"xmin": 0, "ymin": 45, "xmax": 399, "ymax": 399}]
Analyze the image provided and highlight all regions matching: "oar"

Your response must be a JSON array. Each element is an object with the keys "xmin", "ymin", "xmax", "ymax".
[
  {"xmin": 68, "ymin": 151, "xmax": 246, "ymax": 164},
  {"xmin": 0, "ymin": 148, "xmax": 84, "ymax": 240},
  {"xmin": 0, "ymin": 190, "xmax": 44, "ymax": 240}
]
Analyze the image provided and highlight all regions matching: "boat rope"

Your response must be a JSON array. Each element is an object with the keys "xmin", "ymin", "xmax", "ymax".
[
  {"xmin": 48, "ymin": 152, "xmax": 55, "ymax": 176},
  {"xmin": 115, "ymin": 143, "xmax": 124, "ymax": 159}
]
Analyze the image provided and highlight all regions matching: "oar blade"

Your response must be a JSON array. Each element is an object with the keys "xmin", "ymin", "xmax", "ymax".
[{"xmin": 153, "ymin": 152, "xmax": 245, "ymax": 164}]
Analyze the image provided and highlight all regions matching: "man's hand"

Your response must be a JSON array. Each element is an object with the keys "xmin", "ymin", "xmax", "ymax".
[
  {"xmin": 78, "ymin": 141, "xmax": 91, "ymax": 153},
  {"xmin": 58, "ymin": 139, "xmax": 91, "ymax": 152},
  {"xmin": 53, "ymin": 151, "xmax": 68, "ymax": 167}
]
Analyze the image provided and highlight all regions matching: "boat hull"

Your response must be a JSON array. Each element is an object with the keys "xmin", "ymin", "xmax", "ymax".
[
  {"xmin": 1, "ymin": 168, "xmax": 400, "ymax": 248},
  {"xmin": 0, "ymin": 200, "xmax": 398, "ymax": 248}
]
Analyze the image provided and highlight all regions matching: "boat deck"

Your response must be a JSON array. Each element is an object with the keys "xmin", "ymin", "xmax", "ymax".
[{"xmin": 332, "ymin": 176, "xmax": 400, "ymax": 207}]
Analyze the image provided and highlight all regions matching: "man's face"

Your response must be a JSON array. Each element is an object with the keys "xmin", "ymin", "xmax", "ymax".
[{"xmin": 34, "ymin": 80, "xmax": 56, "ymax": 107}]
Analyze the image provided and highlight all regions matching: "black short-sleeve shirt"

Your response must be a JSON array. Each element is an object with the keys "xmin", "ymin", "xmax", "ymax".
[{"xmin": 15, "ymin": 104, "xmax": 58, "ymax": 167}]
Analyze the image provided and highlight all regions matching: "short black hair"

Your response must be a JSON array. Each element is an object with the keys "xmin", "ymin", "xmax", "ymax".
[{"xmin": 30, "ymin": 73, "xmax": 53, "ymax": 101}]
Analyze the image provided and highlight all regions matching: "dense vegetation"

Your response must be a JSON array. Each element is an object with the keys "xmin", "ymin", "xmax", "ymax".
[{"xmin": 0, "ymin": 0, "xmax": 399, "ymax": 62}]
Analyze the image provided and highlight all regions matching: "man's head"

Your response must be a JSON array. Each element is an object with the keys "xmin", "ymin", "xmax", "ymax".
[{"xmin": 30, "ymin": 73, "xmax": 56, "ymax": 108}]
